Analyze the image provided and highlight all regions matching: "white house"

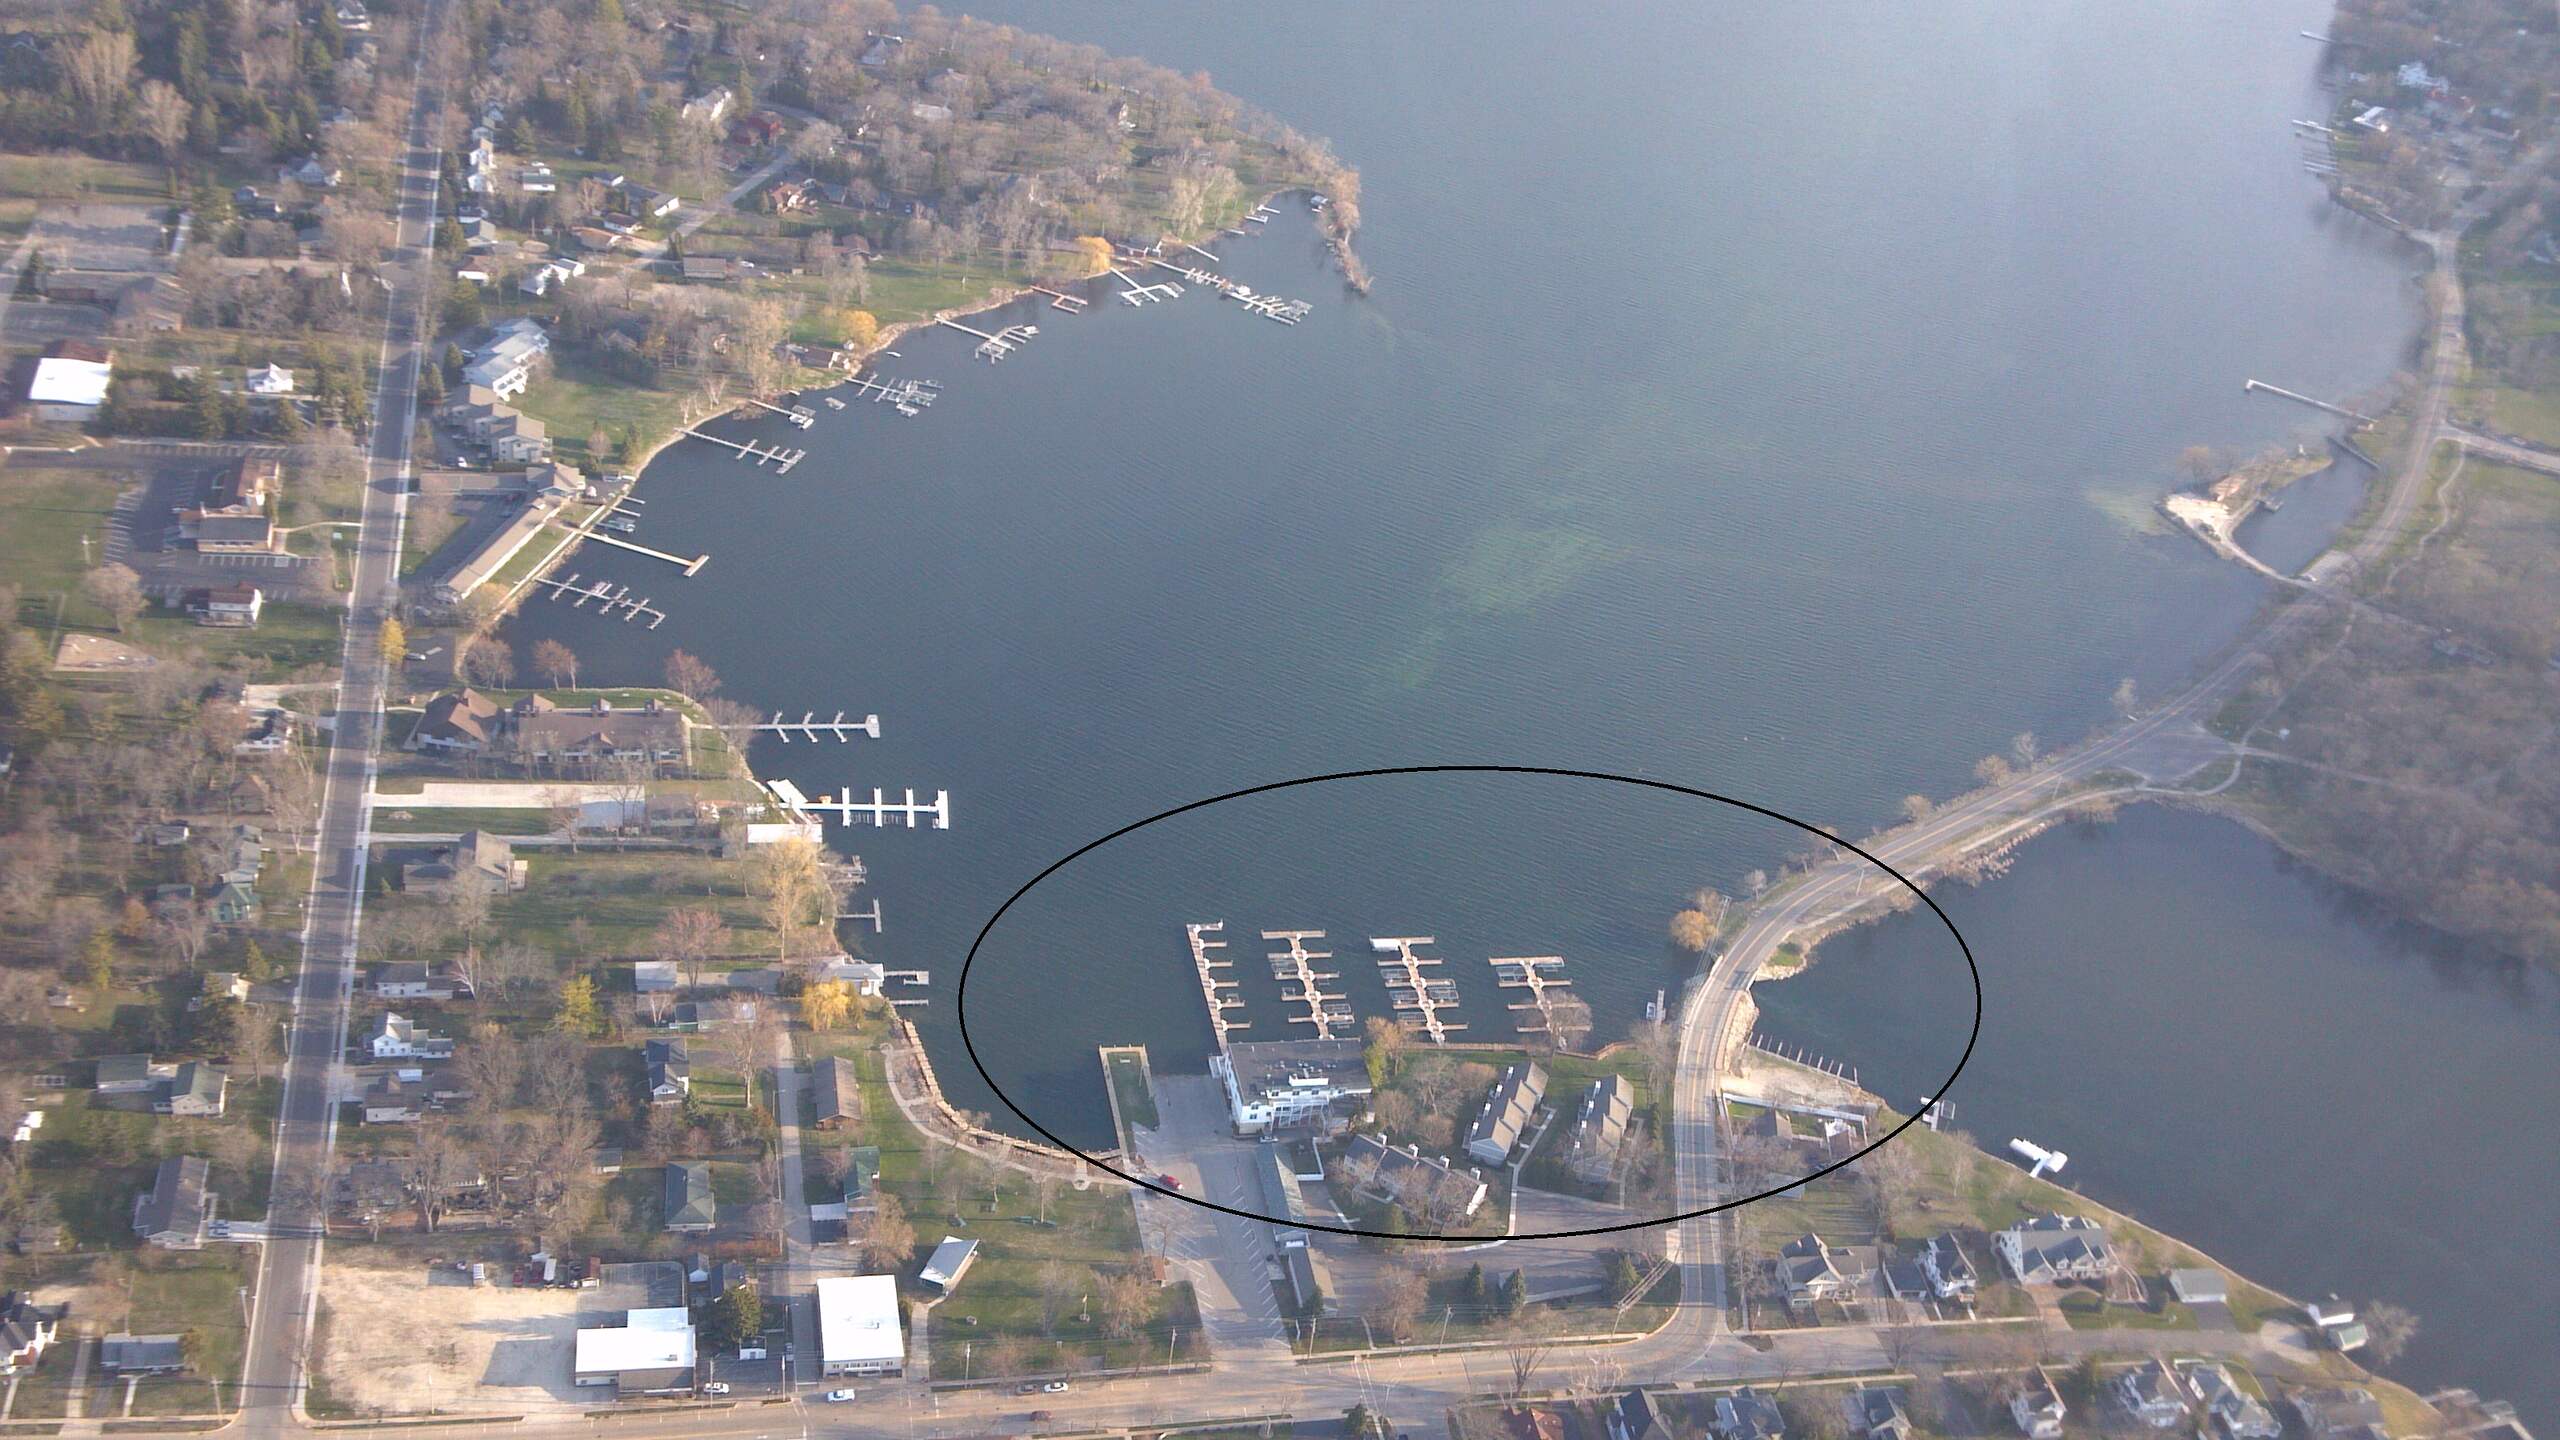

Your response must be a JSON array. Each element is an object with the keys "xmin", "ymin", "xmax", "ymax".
[
  {"xmin": 681, "ymin": 87, "xmax": 733, "ymax": 124},
  {"xmin": 246, "ymin": 363, "xmax": 296, "ymax": 396},
  {"xmin": 368, "ymin": 1012, "xmax": 454, "ymax": 1060},
  {"xmin": 1994, "ymin": 1214, "xmax": 2117, "ymax": 1285},
  {"xmin": 2009, "ymin": 1371, "xmax": 2066, "ymax": 1439}
]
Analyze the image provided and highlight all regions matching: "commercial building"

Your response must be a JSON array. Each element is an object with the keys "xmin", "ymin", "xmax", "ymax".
[
  {"xmin": 814, "ymin": 1275, "xmax": 904, "ymax": 1376},
  {"xmin": 26, "ymin": 342, "xmax": 112, "ymax": 422},
  {"xmin": 1212, "ymin": 1038, "xmax": 1372, "ymax": 1134},
  {"xmin": 571, "ymin": 1307, "xmax": 697, "ymax": 1393}
]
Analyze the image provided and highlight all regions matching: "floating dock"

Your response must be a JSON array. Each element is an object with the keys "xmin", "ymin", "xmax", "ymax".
[
  {"xmin": 582, "ymin": 530, "xmax": 709, "ymax": 575},
  {"xmin": 1107, "ymin": 266, "xmax": 1181, "ymax": 305},
  {"xmin": 839, "ymin": 899, "xmax": 883, "ymax": 933},
  {"xmin": 1371, "ymin": 936, "xmax": 1464, "ymax": 1045},
  {"xmin": 530, "ymin": 572, "xmax": 665, "ymax": 627},
  {"xmin": 1028, "ymin": 285, "xmax": 1089, "ymax": 313},
  {"xmin": 738, "ymin": 396, "xmax": 817, "ymax": 429},
  {"xmin": 1187, "ymin": 921, "xmax": 1249, "ymax": 1051},
  {"xmin": 1489, "ymin": 955, "xmax": 1574, "ymax": 1036},
  {"xmin": 746, "ymin": 711, "xmax": 882, "ymax": 743},
  {"xmin": 1263, "ymin": 929, "xmax": 1351, "ymax": 1039},
  {"xmin": 841, "ymin": 372, "xmax": 941, "ymax": 413},
  {"xmin": 793, "ymin": 787, "xmax": 951, "ymax": 829},
  {"xmin": 937, "ymin": 315, "xmax": 1038, "ymax": 361},
  {"xmin": 683, "ymin": 426, "xmax": 805, "ymax": 472}
]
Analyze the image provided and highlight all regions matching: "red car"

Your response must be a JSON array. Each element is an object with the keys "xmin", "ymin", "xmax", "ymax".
[{"xmin": 1156, "ymin": 1174, "xmax": 1183, "ymax": 1191}]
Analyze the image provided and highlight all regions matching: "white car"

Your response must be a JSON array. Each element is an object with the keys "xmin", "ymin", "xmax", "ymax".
[
  {"xmin": 825, "ymin": 1389, "xmax": 858, "ymax": 1402},
  {"xmin": 1042, "ymin": 1381, "xmax": 1071, "ymax": 1394}
]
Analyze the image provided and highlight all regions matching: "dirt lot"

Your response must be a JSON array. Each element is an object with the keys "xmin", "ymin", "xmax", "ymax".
[{"xmin": 317, "ymin": 1258, "xmax": 602, "ymax": 1415}]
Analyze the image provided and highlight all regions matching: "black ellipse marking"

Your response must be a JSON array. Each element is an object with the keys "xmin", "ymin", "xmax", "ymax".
[{"xmin": 956, "ymin": 764, "xmax": 1982, "ymax": 1243}]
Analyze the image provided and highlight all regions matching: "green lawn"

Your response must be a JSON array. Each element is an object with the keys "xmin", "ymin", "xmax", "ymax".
[
  {"xmin": 512, "ymin": 354, "xmax": 693, "ymax": 467},
  {"xmin": 0, "ymin": 152, "xmax": 171, "ymax": 202},
  {"xmin": 1102, "ymin": 1048, "xmax": 1158, "ymax": 1132},
  {"xmin": 2057, "ymin": 1287, "xmax": 2196, "ymax": 1331},
  {"xmin": 367, "ymin": 807, "xmax": 555, "ymax": 836},
  {"xmin": 123, "ymin": 1250, "xmax": 254, "ymax": 1414}
]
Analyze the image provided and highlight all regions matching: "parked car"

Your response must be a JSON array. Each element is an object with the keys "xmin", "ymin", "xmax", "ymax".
[
  {"xmin": 825, "ymin": 1389, "xmax": 859, "ymax": 1402},
  {"xmin": 700, "ymin": 1382, "xmax": 730, "ymax": 1396},
  {"xmin": 1156, "ymin": 1174, "xmax": 1182, "ymax": 1190},
  {"xmin": 1029, "ymin": 1411, "xmax": 1055, "ymax": 1422},
  {"xmin": 1042, "ymin": 1381, "xmax": 1071, "ymax": 1394}
]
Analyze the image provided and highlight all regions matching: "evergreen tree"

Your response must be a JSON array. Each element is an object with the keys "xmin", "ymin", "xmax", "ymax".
[{"xmin": 1500, "ymin": 1269, "xmax": 1528, "ymax": 1318}]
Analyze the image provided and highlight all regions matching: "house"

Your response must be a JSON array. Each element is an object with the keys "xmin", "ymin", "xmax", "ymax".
[
  {"xmin": 815, "ymin": 1275, "xmax": 904, "ymax": 1376},
  {"xmin": 432, "ymin": 495, "xmax": 554, "ymax": 607},
  {"xmin": 1779, "ymin": 1233, "xmax": 1859, "ymax": 1308},
  {"xmin": 680, "ymin": 256, "xmax": 735, "ymax": 283},
  {"xmin": 1921, "ymin": 1233, "xmax": 1977, "ymax": 1300},
  {"xmin": 1848, "ymin": 1387, "xmax": 1913, "ymax": 1440},
  {"xmin": 730, "ymin": 112, "xmax": 785, "ymax": 146},
  {"xmin": 573, "ymin": 1306, "xmax": 697, "ymax": 1391},
  {"xmin": 858, "ymin": 32, "xmax": 903, "ymax": 67},
  {"xmin": 201, "ymin": 971, "xmax": 251, "ymax": 1005},
  {"xmin": 621, "ymin": 183, "xmax": 680, "ymax": 219},
  {"xmin": 185, "ymin": 583, "xmax": 265, "ymax": 628},
  {"xmin": 662, "ymin": 1162, "xmax": 715, "ymax": 1231},
  {"xmin": 209, "ymin": 882, "xmax": 259, "ymax": 925},
  {"xmin": 2289, "ymin": 1388, "xmax": 2386, "ymax": 1440},
  {"xmin": 485, "ymin": 408, "xmax": 550, "ymax": 463},
  {"xmin": 2308, "ymin": 1295, "xmax": 2368, "ymax": 1352},
  {"xmin": 918, "ymin": 1236, "xmax": 977, "ymax": 1292},
  {"xmin": 1342, "ymin": 1135, "xmax": 1488, "ymax": 1220},
  {"xmin": 279, "ymin": 158, "xmax": 342, "ymax": 188},
  {"xmin": 157, "ymin": 1063, "xmax": 228, "ymax": 1118},
  {"xmin": 1608, "ymin": 1389, "xmax": 1675, "ymax": 1440},
  {"xmin": 643, "ymin": 1039, "xmax": 690, "ymax": 1103},
  {"xmin": 632, "ymin": 961, "xmax": 679, "ymax": 994},
  {"xmin": 178, "ymin": 455, "xmax": 284, "ymax": 554},
  {"xmin": 2009, "ymin": 1371, "xmax": 2066, "ymax": 1439},
  {"xmin": 132, "ymin": 1155, "xmax": 213, "ymax": 1249},
  {"xmin": 99, "ymin": 1334, "xmax": 186, "ymax": 1374},
  {"xmin": 96, "ymin": 1054, "xmax": 168, "ymax": 1095},
  {"xmin": 461, "ymin": 349, "xmax": 534, "ymax": 399},
  {"xmin": 811, "ymin": 1056, "xmax": 862, "ymax": 1129},
  {"xmin": 334, "ymin": 0, "xmax": 369, "ymax": 30},
  {"xmin": 2168, "ymin": 1267, "xmax": 2227, "ymax": 1305},
  {"xmin": 413, "ymin": 689, "xmax": 503, "ymax": 753},
  {"xmin": 331, "ymin": 1159, "xmax": 412, "ymax": 1213},
  {"xmin": 400, "ymin": 830, "xmax": 521, "ymax": 896},
  {"xmin": 1713, "ymin": 1389, "xmax": 1786, "ymax": 1440},
  {"xmin": 1213, "ymin": 1038, "xmax": 1373, "ymax": 1134},
  {"xmin": 362, "ymin": 1073, "xmax": 422, "ymax": 1124},
  {"xmin": 234, "ymin": 709, "xmax": 292, "ymax": 756},
  {"xmin": 369, "ymin": 1012, "xmax": 454, "ymax": 1060},
  {"xmin": 143, "ymin": 820, "xmax": 192, "ymax": 847},
  {"xmin": 220, "ymin": 824, "xmax": 266, "ymax": 885},
  {"xmin": 518, "ymin": 257, "xmax": 583, "ymax": 297},
  {"xmin": 764, "ymin": 178, "xmax": 815, "ymax": 213},
  {"xmin": 510, "ymin": 698, "xmax": 687, "ymax": 772},
  {"xmin": 815, "ymin": 956, "xmax": 886, "ymax": 994},
  {"xmin": 681, "ymin": 87, "xmax": 733, "ymax": 124},
  {"xmin": 1464, "ymin": 1061, "xmax": 1546, "ymax": 1167},
  {"xmin": 375, "ymin": 962, "xmax": 460, "ymax": 1000},
  {"xmin": 0, "ymin": 1293, "xmax": 64, "ymax": 1375},
  {"xmin": 2186, "ymin": 1365, "xmax": 2279, "ymax": 1440},
  {"xmin": 246, "ymin": 363, "xmax": 295, "ymax": 396},
  {"xmin": 518, "ymin": 164, "xmax": 557, "ymax": 194},
  {"xmin": 1566, "ymin": 1073, "xmax": 1633, "ymax": 1184},
  {"xmin": 1994, "ymin": 1214, "xmax": 2118, "ymax": 1285},
  {"xmin": 2114, "ymin": 1359, "xmax": 2188, "ymax": 1428},
  {"xmin": 26, "ymin": 341, "xmax": 113, "ymax": 422}
]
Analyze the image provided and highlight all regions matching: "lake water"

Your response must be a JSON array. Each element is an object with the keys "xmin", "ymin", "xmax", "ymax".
[
  {"xmin": 1754, "ymin": 806, "xmax": 2560, "ymax": 1424},
  {"xmin": 497, "ymin": 0, "xmax": 2558, "ymax": 1418}
]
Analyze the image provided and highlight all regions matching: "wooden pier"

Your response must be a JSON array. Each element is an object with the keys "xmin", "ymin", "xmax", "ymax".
[
  {"xmin": 683, "ymin": 426, "xmax": 806, "ymax": 472},
  {"xmin": 746, "ymin": 711, "xmax": 882, "ymax": 742},
  {"xmin": 839, "ymin": 899, "xmax": 883, "ymax": 933},
  {"xmin": 738, "ymin": 396, "xmax": 817, "ymax": 429},
  {"xmin": 1028, "ymin": 286, "xmax": 1089, "ymax": 313},
  {"xmin": 1187, "ymin": 922, "xmax": 1249, "ymax": 1052},
  {"xmin": 1229, "ymin": 288, "xmax": 1311, "ymax": 325},
  {"xmin": 582, "ymin": 530, "xmax": 709, "ymax": 575},
  {"xmin": 2244, "ymin": 379, "xmax": 2376, "ymax": 425},
  {"xmin": 1371, "ymin": 936, "xmax": 1464, "ymax": 1045},
  {"xmin": 794, "ymin": 786, "xmax": 951, "ymax": 829},
  {"xmin": 1489, "ymin": 955, "xmax": 1574, "ymax": 1036},
  {"xmin": 1245, "ymin": 203, "xmax": 1278, "ymax": 225},
  {"xmin": 1107, "ymin": 266, "xmax": 1182, "ymax": 305},
  {"xmin": 1263, "ymin": 929, "xmax": 1352, "ymax": 1039},
  {"xmin": 840, "ymin": 372, "xmax": 940, "ymax": 414},
  {"xmin": 530, "ymin": 572, "xmax": 665, "ymax": 627},
  {"xmin": 937, "ymin": 314, "xmax": 1038, "ymax": 361}
]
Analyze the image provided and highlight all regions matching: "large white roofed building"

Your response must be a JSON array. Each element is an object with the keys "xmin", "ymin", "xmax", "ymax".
[
  {"xmin": 815, "ymin": 1275, "xmax": 904, "ymax": 1376},
  {"xmin": 571, "ymin": 1307, "xmax": 696, "ymax": 1393}
]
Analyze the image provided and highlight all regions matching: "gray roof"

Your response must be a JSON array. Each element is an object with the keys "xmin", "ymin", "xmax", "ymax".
[
  {"xmin": 811, "ymin": 1056, "xmax": 861, "ymax": 1125},
  {"xmin": 133, "ymin": 1155, "xmax": 211, "ymax": 1243},
  {"xmin": 644, "ymin": 1038, "xmax": 689, "ymax": 1091},
  {"xmin": 1464, "ymin": 1061, "xmax": 1545, "ymax": 1161},
  {"xmin": 168, "ymin": 1062, "xmax": 226, "ymax": 1109},
  {"xmin": 663, "ymin": 1162, "xmax": 715, "ymax": 1229},
  {"xmin": 1568, "ymin": 1073, "xmax": 1633, "ymax": 1177},
  {"xmin": 96, "ymin": 1053, "xmax": 155, "ymax": 1087},
  {"xmin": 1225, "ymin": 1038, "xmax": 1372, "ymax": 1102},
  {"xmin": 1255, "ymin": 1145, "xmax": 1307, "ymax": 1228},
  {"xmin": 920, "ymin": 1235, "xmax": 978, "ymax": 1287}
]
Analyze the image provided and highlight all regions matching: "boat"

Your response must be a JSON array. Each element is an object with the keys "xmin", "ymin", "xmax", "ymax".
[{"xmin": 602, "ymin": 516, "xmax": 637, "ymax": 534}]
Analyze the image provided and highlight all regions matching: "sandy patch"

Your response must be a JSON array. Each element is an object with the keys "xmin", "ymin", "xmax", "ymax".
[
  {"xmin": 316, "ymin": 1259, "xmax": 599, "ymax": 1415},
  {"xmin": 54, "ymin": 633, "xmax": 160, "ymax": 672}
]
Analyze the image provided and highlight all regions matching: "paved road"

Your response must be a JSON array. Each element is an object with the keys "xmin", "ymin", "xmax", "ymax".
[{"xmin": 237, "ymin": 5, "xmax": 448, "ymax": 1435}]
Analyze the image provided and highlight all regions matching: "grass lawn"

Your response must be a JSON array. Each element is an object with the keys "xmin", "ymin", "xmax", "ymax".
[
  {"xmin": 2056, "ymin": 1287, "xmax": 2195, "ymax": 1331},
  {"xmin": 1102, "ymin": 1048, "xmax": 1158, "ymax": 1132},
  {"xmin": 807, "ymin": 1031, "xmax": 1198, "ymax": 1377},
  {"xmin": 367, "ymin": 807, "xmax": 555, "ymax": 836},
  {"xmin": 513, "ymin": 354, "xmax": 693, "ymax": 467},
  {"xmin": 121, "ymin": 1248, "xmax": 255, "ymax": 1414},
  {"xmin": 0, "ymin": 152, "xmax": 170, "ymax": 202}
]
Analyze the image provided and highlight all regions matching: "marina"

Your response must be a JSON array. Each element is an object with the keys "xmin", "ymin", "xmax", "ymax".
[
  {"xmin": 528, "ymin": 572, "xmax": 665, "ymax": 626},
  {"xmin": 1488, "ymin": 954, "xmax": 1576, "ymax": 1036},
  {"xmin": 1262, "ymin": 928, "xmax": 1352, "ymax": 1038},
  {"xmin": 1186, "ymin": 921, "xmax": 1250, "ymax": 1050},
  {"xmin": 839, "ymin": 371, "xmax": 942, "ymax": 414},
  {"xmin": 1370, "ymin": 935, "xmax": 1465, "ymax": 1045},
  {"xmin": 937, "ymin": 314, "xmax": 1040, "ymax": 360}
]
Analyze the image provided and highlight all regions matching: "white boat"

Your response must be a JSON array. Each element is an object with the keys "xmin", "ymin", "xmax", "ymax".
[{"xmin": 602, "ymin": 516, "xmax": 637, "ymax": 534}]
